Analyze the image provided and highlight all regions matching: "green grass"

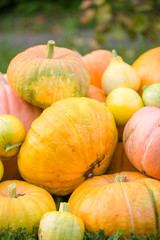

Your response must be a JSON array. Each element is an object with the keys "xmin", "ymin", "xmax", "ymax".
[{"xmin": 0, "ymin": 227, "xmax": 158, "ymax": 240}]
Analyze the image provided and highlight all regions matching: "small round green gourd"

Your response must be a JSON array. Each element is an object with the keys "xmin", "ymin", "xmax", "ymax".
[{"xmin": 38, "ymin": 202, "xmax": 85, "ymax": 240}]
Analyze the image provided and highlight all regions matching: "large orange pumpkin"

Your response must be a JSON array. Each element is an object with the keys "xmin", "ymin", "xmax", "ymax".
[
  {"xmin": 18, "ymin": 97, "xmax": 118, "ymax": 195},
  {"xmin": 0, "ymin": 180, "xmax": 56, "ymax": 233},
  {"xmin": 107, "ymin": 142, "xmax": 137, "ymax": 173},
  {"xmin": 132, "ymin": 46, "xmax": 160, "ymax": 95},
  {"xmin": 7, "ymin": 41, "xmax": 90, "ymax": 109},
  {"xmin": 68, "ymin": 172, "xmax": 160, "ymax": 238},
  {"xmin": 0, "ymin": 73, "xmax": 42, "ymax": 181},
  {"xmin": 82, "ymin": 49, "xmax": 112, "ymax": 88},
  {"xmin": 123, "ymin": 106, "xmax": 160, "ymax": 180},
  {"xmin": 86, "ymin": 85, "xmax": 106, "ymax": 103}
]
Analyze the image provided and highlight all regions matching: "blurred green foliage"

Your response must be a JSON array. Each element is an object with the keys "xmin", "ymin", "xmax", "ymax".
[
  {"xmin": 0, "ymin": 0, "xmax": 159, "ymax": 73},
  {"xmin": 80, "ymin": 0, "xmax": 160, "ymax": 44}
]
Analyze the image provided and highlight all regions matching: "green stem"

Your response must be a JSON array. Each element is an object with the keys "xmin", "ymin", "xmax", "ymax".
[
  {"xmin": 59, "ymin": 202, "xmax": 70, "ymax": 212},
  {"xmin": 114, "ymin": 174, "xmax": 127, "ymax": 183},
  {"xmin": 45, "ymin": 40, "xmax": 55, "ymax": 59},
  {"xmin": 5, "ymin": 142, "xmax": 23, "ymax": 152},
  {"xmin": 143, "ymin": 85, "xmax": 148, "ymax": 91},
  {"xmin": 112, "ymin": 49, "xmax": 118, "ymax": 57},
  {"xmin": 8, "ymin": 183, "xmax": 17, "ymax": 198}
]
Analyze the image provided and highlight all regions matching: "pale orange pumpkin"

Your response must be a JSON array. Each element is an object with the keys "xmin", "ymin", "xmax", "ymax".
[
  {"xmin": 123, "ymin": 106, "xmax": 160, "ymax": 179},
  {"xmin": 0, "ymin": 73, "xmax": 42, "ymax": 133},
  {"xmin": 0, "ymin": 180, "xmax": 56, "ymax": 233},
  {"xmin": 132, "ymin": 46, "xmax": 160, "ymax": 95},
  {"xmin": 18, "ymin": 97, "xmax": 118, "ymax": 195},
  {"xmin": 82, "ymin": 49, "xmax": 112, "ymax": 88},
  {"xmin": 68, "ymin": 172, "xmax": 160, "ymax": 238},
  {"xmin": 86, "ymin": 85, "xmax": 106, "ymax": 103}
]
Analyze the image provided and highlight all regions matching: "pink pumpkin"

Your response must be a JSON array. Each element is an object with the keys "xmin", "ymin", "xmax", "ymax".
[
  {"xmin": 0, "ymin": 73, "xmax": 42, "ymax": 180},
  {"xmin": 0, "ymin": 73, "xmax": 42, "ymax": 133},
  {"xmin": 123, "ymin": 106, "xmax": 160, "ymax": 180}
]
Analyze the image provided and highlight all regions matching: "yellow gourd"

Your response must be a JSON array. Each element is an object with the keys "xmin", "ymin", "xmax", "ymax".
[{"xmin": 102, "ymin": 50, "xmax": 140, "ymax": 95}]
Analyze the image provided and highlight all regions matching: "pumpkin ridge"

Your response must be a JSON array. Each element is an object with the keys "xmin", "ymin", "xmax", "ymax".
[
  {"xmin": 123, "ymin": 127, "xmax": 136, "ymax": 145},
  {"xmin": 52, "ymin": 58, "xmax": 60, "ymax": 103},
  {"xmin": 140, "ymin": 124, "xmax": 160, "ymax": 175},
  {"xmin": 120, "ymin": 182, "xmax": 135, "ymax": 233},
  {"xmin": 52, "ymin": 103, "xmax": 90, "ymax": 168},
  {"xmin": 146, "ymin": 183, "xmax": 159, "ymax": 237}
]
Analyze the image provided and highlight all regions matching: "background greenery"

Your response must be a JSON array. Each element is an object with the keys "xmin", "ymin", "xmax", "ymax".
[{"xmin": 0, "ymin": 0, "xmax": 159, "ymax": 73}]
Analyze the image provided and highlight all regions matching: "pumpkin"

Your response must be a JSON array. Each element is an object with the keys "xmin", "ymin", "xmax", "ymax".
[
  {"xmin": 68, "ymin": 172, "xmax": 160, "ymax": 238},
  {"xmin": 0, "ymin": 73, "xmax": 42, "ymax": 181},
  {"xmin": 18, "ymin": 97, "xmax": 118, "ymax": 196},
  {"xmin": 38, "ymin": 202, "xmax": 85, "ymax": 240},
  {"xmin": 7, "ymin": 40, "xmax": 90, "ymax": 109},
  {"xmin": 123, "ymin": 106, "xmax": 160, "ymax": 180},
  {"xmin": 132, "ymin": 46, "xmax": 160, "ymax": 95},
  {"xmin": 102, "ymin": 50, "xmax": 140, "ymax": 95},
  {"xmin": 82, "ymin": 49, "xmax": 112, "ymax": 88},
  {"xmin": 0, "ymin": 73, "xmax": 42, "ymax": 133},
  {"xmin": 107, "ymin": 142, "xmax": 137, "ymax": 173},
  {"xmin": 86, "ymin": 85, "xmax": 106, "ymax": 103},
  {"xmin": 0, "ymin": 180, "xmax": 56, "ymax": 233}
]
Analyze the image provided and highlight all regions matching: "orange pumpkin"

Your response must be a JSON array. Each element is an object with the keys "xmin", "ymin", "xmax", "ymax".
[
  {"xmin": 68, "ymin": 172, "xmax": 160, "ymax": 238},
  {"xmin": 123, "ymin": 106, "xmax": 160, "ymax": 180},
  {"xmin": 132, "ymin": 47, "xmax": 160, "ymax": 95},
  {"xmin": 0, "ymin": 180, "xmax": 56, "ymax": 233},
  {"xmin": 86, "ymin": 85, "xmax": 106, "ymax": 102},
  {"xmin": 82, "ymin": 49, "xmax": 112, "ymax": 88},
  {"xmin": 7, "ymin": 41, "xmax": 90, "ymax": 109},
  {"xmin": 18, "ymin": 97, "xmax": 118, "ymax": 195},
  {"xmin": 0, "ymin": 73, "xmax": 42, "ymax": 181},
  {"xmin": 107, "ymin": 142, "xmax": 137, "ymax": 173}
]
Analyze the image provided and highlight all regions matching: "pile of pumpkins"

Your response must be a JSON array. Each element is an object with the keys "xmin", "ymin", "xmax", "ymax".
[{"xmin": 0, "ymin": 40, "xmax": 160, "ymax": 239}]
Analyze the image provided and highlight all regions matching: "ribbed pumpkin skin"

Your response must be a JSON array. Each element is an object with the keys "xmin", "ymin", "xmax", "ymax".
[
  {"xmin": 123, "ymin": 106, "xmax": 160, "ymax": 180},
  {"xmin": 68, "ymin": 172, "xmax": 160, "ymax": 238},
  {"xmin": 132, "ymin": 47, "xmax": 160, "ymax": 95},
  {"xmin": 7, "ymin": 45, "xmax": 90, "ymax": 109},
  {"xmin": 107, "ymin": 142, "xmax": 137, "ymax": 173},
  {"xmin": 0, "ymin": 180, "xmax": 56, "ymax": 233},
  {"xmin": 82, "ymin": 49, "xmax": 112, "ymax": 88},
  {"xmin": 18, "ymin": 97, "xmax": 118, "ymax": 195}
]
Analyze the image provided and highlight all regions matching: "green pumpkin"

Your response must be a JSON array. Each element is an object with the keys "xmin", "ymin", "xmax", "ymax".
[{"xmin": 38, "ymin": 202, "xmax": 85, "ymax": 240}]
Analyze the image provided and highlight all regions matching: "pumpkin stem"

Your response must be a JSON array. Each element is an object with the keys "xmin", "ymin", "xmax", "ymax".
[
  {"xmin": 112, "ymin": 49, "xmax": 118, "ymax": 57},
  {"xmin": 45, "ymin": 40, "xmax": 55, "ymax": 59},
  {"xmin": 8, "ymin": 183, "xmax": 17, "ymax": 198},
  {"xmin": 59, "ymin": 202, "xmax": 70, "ymax": 212},
  {"xmin": 114, "ymin": 174, "xmax": 127, "ymax": 183},
  {"xmin": 5, "ymin": 142, "xmax": 23, "ymax": 152},
  {"xmin": 84, "ymin": 153, "xmax": 105, "ymax": 179},
  {"xmin": 142, "ymin": 85, "xmax": 148, "ymax": 91}
]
